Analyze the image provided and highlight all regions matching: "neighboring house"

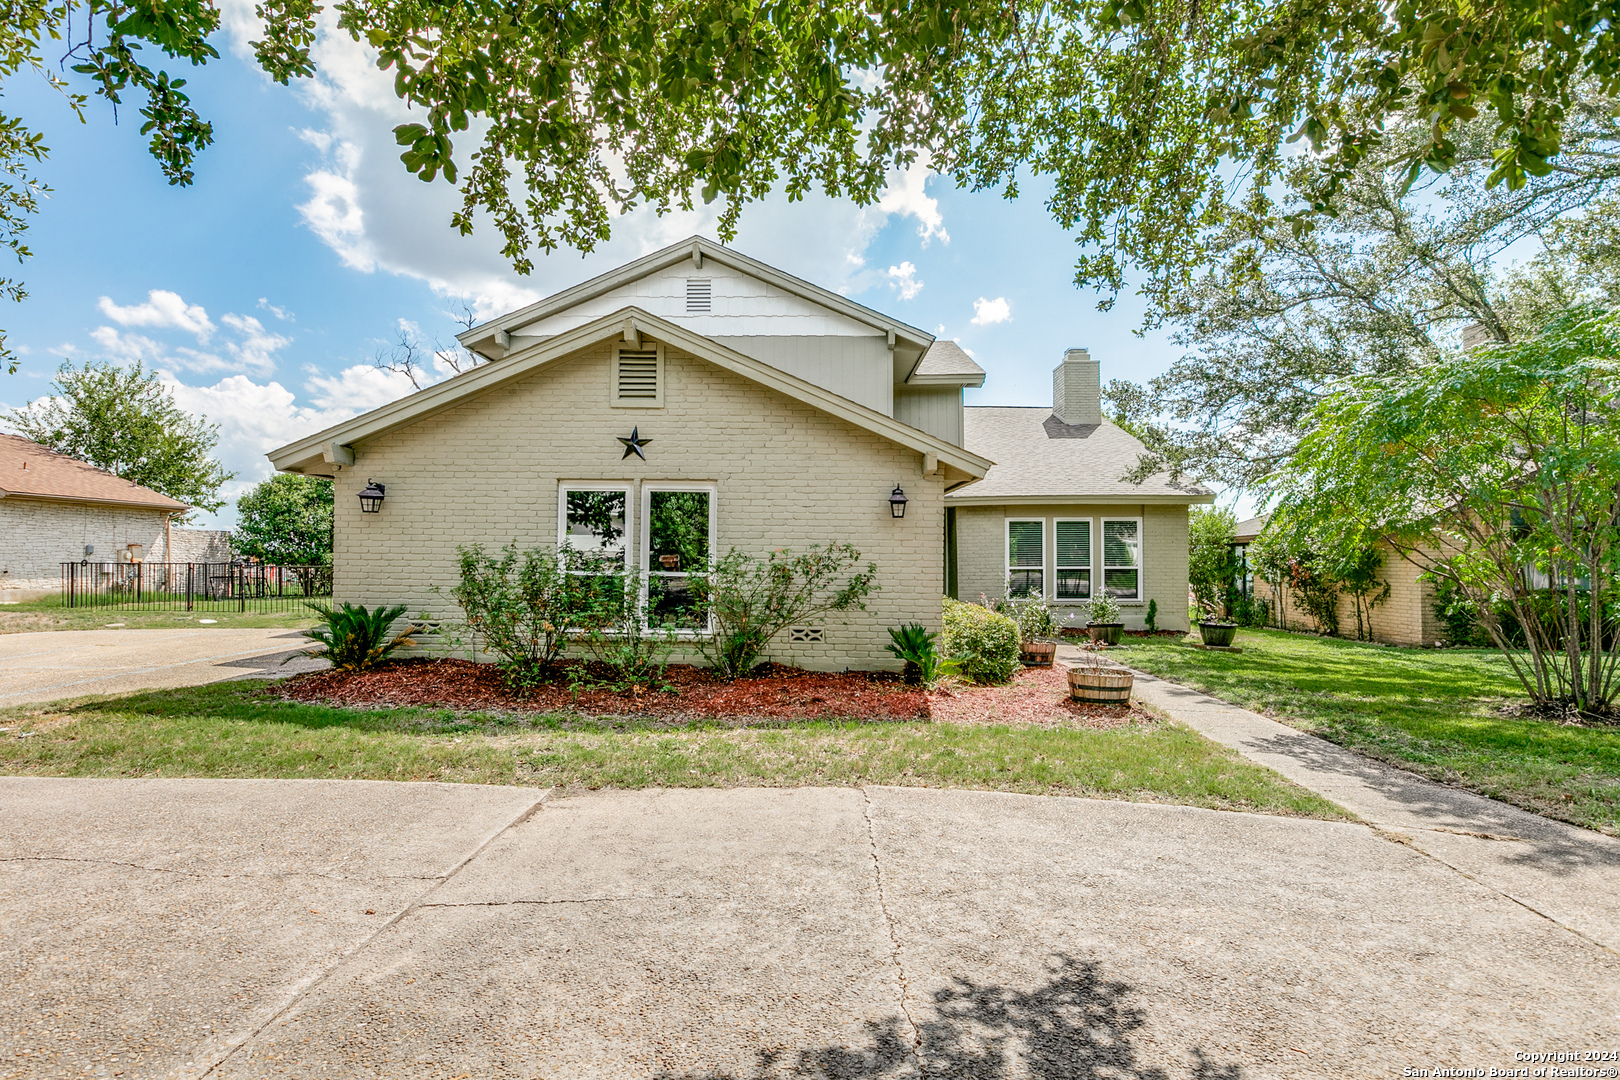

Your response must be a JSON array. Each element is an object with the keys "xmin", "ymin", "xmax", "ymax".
[
  {"xmin": 1235, "ymin": 514, "xmax": 1444, "ymax": 647},
  {"xmin": 268, "ymin": 237, "xmax": 1208, "ymax": 668},
  {"xmin": 0, "ymin": 434, "xmax": 190, "ymax": 601}
]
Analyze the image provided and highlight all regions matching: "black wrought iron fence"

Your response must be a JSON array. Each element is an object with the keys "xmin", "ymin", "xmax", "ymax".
[{"xmin": 60, "ymin": 561, "xmax": 333, "ymax": 612}]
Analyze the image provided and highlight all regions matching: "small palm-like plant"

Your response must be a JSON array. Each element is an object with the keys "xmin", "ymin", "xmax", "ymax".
[
  {"xmin": 302, "ymin": 602, "xmax": 415, "ymax": 671},
  {"xmin": 885, "ymin": 622, "xmax": 960, "ymax": 688}
]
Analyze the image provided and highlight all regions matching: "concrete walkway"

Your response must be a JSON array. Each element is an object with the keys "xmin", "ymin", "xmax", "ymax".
[
  {"xmin": 3, "ymin": 778, "xmax": 1617, "ymax": 1079},
  {"xmin": 1078, "ymin": 645, "xmax": 1620, "ymax": 956},
  {"xmin": 0, "ymin": 629, "xmax": 327, "ymax": 707}
]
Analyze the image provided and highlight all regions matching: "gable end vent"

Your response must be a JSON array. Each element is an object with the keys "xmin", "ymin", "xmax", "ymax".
[
  {"xmin": 685, "ymin": 279, "xmax": 712, "ymax": 314},
  {"xmin": 617, "ymin": 349, "xmax": 659, "ymax": 398}
]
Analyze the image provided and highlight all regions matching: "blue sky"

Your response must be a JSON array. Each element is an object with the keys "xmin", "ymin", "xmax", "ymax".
[{"xmin": 1, "ymin": 10, "xmax": 1192, "ymax": 528}]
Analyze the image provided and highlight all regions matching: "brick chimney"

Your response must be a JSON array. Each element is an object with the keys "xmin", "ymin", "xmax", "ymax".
[{"xmin": 1052, "ymin": 348, "xmax": 1100, "ymax": 426}]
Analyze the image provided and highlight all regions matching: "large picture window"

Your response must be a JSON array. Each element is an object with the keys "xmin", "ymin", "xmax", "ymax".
[
  {"xmin": 1006, "ymin": 519, "xmax": 1044, "ymax": 598},
  {"xmin": 642, "ymin": 485, "xmax": 714, "ymax": 631},
  {"xmin": 1102, "ymin": 518, "xmax": 1141, "ymax": 600},
  {"xmin": 1055, "ymin": 519, "xmax": 1092, "ymax": 600}
]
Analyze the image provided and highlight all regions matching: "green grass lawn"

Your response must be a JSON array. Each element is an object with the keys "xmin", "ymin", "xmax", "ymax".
[
  {"xmin": 0, "ymin": 680, "xmax": 1345, "ymax": 820},
  {"xmin": 0, "ymin": 597, "xmax": 317, "ymax": 634},
  {"xmin": 1125, "ymin": 628, "xmax": 1620, "ymax": 834}
]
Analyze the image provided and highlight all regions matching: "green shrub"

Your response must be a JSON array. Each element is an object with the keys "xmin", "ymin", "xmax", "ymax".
[
  {"xmin": 301, "ymin": 602, "xmax": 414, "ymax": 671},
  {"xmin": 691, "ymin": 542, "xmax": 878, "ymax": 679},
  {"xmin": 576, "ymin": 573, "xmax": 681, "ymax": 690},
  {"xmin": 1084, "ymin": 594, "xmax": 1123, "ymax": 625},
  {"xmin": 448, "ymin": 543, "xmax": 598, "ymax": 685},
  {"xmin": 942, "ymin": 598, "xmax": 1021, "ymax": 684},
  {"xmin": 1144, "ymin": 598, "xmax": 1158, "ymax": 632}
]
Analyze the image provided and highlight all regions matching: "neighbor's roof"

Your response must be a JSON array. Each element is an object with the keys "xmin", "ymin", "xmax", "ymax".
[
  {"xmin": 1233, "ymin": 514, "xmax": 1270, "ymax": 544},
  {"xmin": 0, "ymin": 433, "xmax": 189, "ymax": 511},
  {"xmin": 907, "ymin": 340, "xmax": 985, "ymax": 387},
  {"xmin": 944, "ymin": 408, "xmax": 1214, "ymax": 505}
]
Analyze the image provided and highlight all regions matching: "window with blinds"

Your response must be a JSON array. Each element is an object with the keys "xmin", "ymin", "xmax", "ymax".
[
  {"xmin": 1006, "ymin": 519, "xmax": 1044, "ymax": 598},
  {"xmin": 1055, "ymin": 519, "xmax": 1091, "ymax": 600},
  {"xmin": 613, "ymin": 343, "xmax": 663, "ymax": 406},
  {"xmin": 685, "ymin": 279, "xmax": 711, "ymax": 313},
  {"xmin": 1102, "ymin": 518, "xmax": 1141, "ymax": 600}
]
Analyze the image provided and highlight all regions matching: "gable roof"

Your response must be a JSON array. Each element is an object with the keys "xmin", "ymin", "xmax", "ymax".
[
  {"xmin": 907, "ymin": 340, "xmax": 985, "ymax": 387},
  {"xmin": 460, "ymin": 236, "xmax": 934, "ymax": 361},
  {"xmin": 270, "ymin": 307, "xmax": 992, "ymax": 484},
  {"xmin": 0, "ymin": 433, "xmax": 189, "ymax": 511},
  {"xmin": 945, "ymin": 407, "xmax": 1214, "ymax": 505},
  {"xmin": 1234, "ymin": 514, "xmax": 1270, "ymax": 543}
]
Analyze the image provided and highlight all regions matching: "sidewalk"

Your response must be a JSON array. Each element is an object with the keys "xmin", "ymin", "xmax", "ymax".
[{"xmin": 1060, "ymin": 642, "xmax": 1620, "ymax": 956}]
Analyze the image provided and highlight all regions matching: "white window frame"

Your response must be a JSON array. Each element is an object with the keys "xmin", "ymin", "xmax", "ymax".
[
  {"xmin": 640, "ymin": 482, "xmax": 718, "ymax": 636},
  {"xmin": 1053, "ymin": 517, "xmax": 1093, "ymax": 601},
  {"xmin": 610, "ymin": 340, "xmax": 664, "ymax": 408},
  {"xmin": 557, "ymin": 483, "xmax": 633, "ymax": 574},
  {"xmin": 1005, "ymin": 517, "xmax": 1046, "ymax": 599},
  {"xmin": 1100, "ymin": 517, "xmax": 1144, "ymax": 602}
]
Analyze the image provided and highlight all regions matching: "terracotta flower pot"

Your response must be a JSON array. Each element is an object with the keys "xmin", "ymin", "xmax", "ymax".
[
  {"xmin": 1087, "ymin": 622, "xmax": 1124, "ymax": 646},
  {"xmin": 1198, "ymin": 621, "xmax": 1238, "ymax": 647},
  {"xmin": 1020, "ymin": 640, "xmax": 1057, "ymax": 667},
  {"xmin": 1068, "ymin": 666, "xmax": 1134, "ymax": 705}
]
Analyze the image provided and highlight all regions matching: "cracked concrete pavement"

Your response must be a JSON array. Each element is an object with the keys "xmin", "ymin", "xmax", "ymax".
[
  {"xmin": 1114, "ymin": 657, "xmax": 1620, "ymax": 958},
  {"xmin": 3, "ymin": 778, "xmax": 1617, "ymax": 1079},
  {"xmin": 0, "ymin": 630, "xmax": 327, "ymax": 707}
]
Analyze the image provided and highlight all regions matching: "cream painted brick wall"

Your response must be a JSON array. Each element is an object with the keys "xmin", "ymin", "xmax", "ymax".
[
  {"xmin": 952, "ymin": 503, "xmax": 1191, "ymax": 631},
  {"xmin": 330, "ymin": 342, "xmax": 944, "ymax": 670},
  {"xmin": 0, "ymin": 499, "xmax": 173, "ymax": 597},
  {"xmin": 1255, "ymin": 544, "xmax": 1440, "ymax": 646}
]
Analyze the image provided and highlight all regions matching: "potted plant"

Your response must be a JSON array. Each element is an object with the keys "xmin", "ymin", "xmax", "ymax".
[
  {"xmin": 1011, "ymin": 599, "xmax": 1059, "ymax": 667},
  {"xmin": 1195, "ymin": 597, "xmax": 1239, "ymax": 646},
  {"xmin": 1085, "ymin": 595, "xmax": 1124, "ymax": 646},
  {"xmin": 1067, "ymin": 648, "xmax": 1134, "ymax": 704}
]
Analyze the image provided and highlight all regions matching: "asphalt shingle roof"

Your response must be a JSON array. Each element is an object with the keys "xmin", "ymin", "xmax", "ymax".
[
  {"xmin": 0, "ymin": 434, "xmax": 189, "ymax": 510},
  {"xmin": 912, "ymin": 340, "xmax": 985, "ymax": 379},
  {"xmin": 947, "ymin": 407, "xmax": 1213, "ymax": 502}
]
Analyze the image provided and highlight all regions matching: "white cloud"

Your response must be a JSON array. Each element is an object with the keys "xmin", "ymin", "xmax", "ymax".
[
  {"xmin": 886, "ymin": 262, "xmax": 923, "ymax": 301},
  {"xmin": 98, "ymin": 290, "xmax": 216, "ymax": 341},
  {"xmin": 877, "ymin": 160, "xmax": 948, "ymax": 246},
  {"xmin": 971, "ymin": 296, "xmax": 1012, "ymax": 326},
  {"xmin": 209, "ymin": 0, "xmax": 953, "ymax": 318},
  {"xmin": 257, "ymin": 298, "xmax": 292, "ymax": 321},
  {"xmin": 303, "ymin": 363, "xmax": 421, "ymax": 412},
  {"xmin": 220, "ymin": 313, "xmax": 292, "ymax": 375}
]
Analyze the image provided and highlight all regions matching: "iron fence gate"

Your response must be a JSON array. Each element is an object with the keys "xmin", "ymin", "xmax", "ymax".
[{"xmin": 60, "ymin": 561, "xmax": 333, "ymax": 612}]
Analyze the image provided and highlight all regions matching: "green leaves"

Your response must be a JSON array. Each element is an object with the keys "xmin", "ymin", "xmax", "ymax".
[{"xmin": 235, "ymin": 474, "xmax": 335, "ymax": 567}]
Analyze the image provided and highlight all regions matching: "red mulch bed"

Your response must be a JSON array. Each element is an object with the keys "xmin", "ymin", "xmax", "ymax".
[
  {"xmin": 275, "ymin": 657, "xmax": 1153, "ymax": 730},
  {"xmin": 276, "ymin": 658, "xmax": 929, "ymax": 723}
]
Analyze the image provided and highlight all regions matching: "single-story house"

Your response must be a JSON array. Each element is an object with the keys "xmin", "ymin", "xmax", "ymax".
[
  {"xmin": 1234, "ymin": 515, "xmax": 1445, "ymax": 647},
  {"xmin": 0, "ymin": 433, "xmax": 191, "ymax": 601},
  {"xmin": 268, "ymin": 237, "xmax": 1212, "ymax": 669}
]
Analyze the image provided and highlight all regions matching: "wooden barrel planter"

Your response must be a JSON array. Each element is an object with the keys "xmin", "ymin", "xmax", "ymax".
[
  {"xmin": 1068, "ymin": 666, "xmax": 1134, "ymax": 705},
  {"xmin": 1087, "ymin": 622, "xmax": 1124, "ymax": 646},
  {"xmin": 1020, "ymin": 640, "xmax": 1057, "ymax": 667}
]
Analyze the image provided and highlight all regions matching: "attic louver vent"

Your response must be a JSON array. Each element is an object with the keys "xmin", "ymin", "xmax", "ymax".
[
  {"xmin": 617, "ymin": 348, "xmax": 660, "ymax": 398},
  {"xmin": 685, "ymin": 279, "xmax": 712, "ymax": 313}
]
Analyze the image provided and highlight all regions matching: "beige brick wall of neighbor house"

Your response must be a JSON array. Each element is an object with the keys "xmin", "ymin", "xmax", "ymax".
[
  {"xmin": 952, "ymin": 503, "xmax": 1191, "ymax": 631},
  {"xmin": 1253, "ymin": 544, "xmax": 1441, "ymax": 646},
  {"xmin": 328, "ymin": 342, "xmax": 946, "ymax": 671},
  {"xmin": 0, "ymin": 499, "xmax": 173, "ymax": 599}
]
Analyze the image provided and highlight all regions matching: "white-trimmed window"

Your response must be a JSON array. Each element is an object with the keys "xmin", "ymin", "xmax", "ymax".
[
  {"xmin": 1102, "ymin": 518, "xmax": 1142, "ymax": 600},
  {"xmin": 1055, "ymin": 518, "xmax": 1092, "ymax": 600},
  {"xmin": 641, "ymin": 484, "xmax": 715, "ymax": 632},
  {"xmin": 611, "ymin": 341, "xmax": 663, "ymax": 407},
  {"xmin": 1006, "ymin": 519, "xmax": 1044, "ymax": 598},
  {"xmin": 559, "ymin": 485, "xmax": 631, "ymax": 578}
]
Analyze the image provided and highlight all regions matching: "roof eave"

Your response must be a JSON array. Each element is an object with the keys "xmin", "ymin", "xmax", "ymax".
[
  {"xmin": 0, "ymin": 489, "xmax": 190, "ymax": 512},
  {"xmin": 944, "ymin": 491, "xmax": 1216, "ymax": 506},
  {"xmin": 458, "ymin": 237, "xmax": 935, "ymax": 358},
  {"xmin": 905, "ymin": 373, "xmax": 986, "ymax": 389}
]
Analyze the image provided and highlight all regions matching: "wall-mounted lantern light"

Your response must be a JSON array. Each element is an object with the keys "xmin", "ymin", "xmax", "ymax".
[
  {"xmin": 889, "ymin": 484, "xmax": 908, "ymax": 519},
  {"xmin": 358, "ymin": 479, "xmax": 387, "ymax": 513}
]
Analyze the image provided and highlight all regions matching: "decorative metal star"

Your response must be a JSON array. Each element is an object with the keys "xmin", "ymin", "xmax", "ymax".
[{"xmin": 617, "ymin": 427, "xmax": 652, "ymax": 460}]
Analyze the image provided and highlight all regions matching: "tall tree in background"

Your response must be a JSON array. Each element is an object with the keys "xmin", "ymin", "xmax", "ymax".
[
  {"xmin": 7, "ymin": 0, "xmax": 1620, "ymax": 372},
  {"xmin": 7, "ymin": 359, "xmax": 233, "ymax": 516},
  {"xmin": 234, "ymin": 474, "xmax": 335, "ymax": 566},
  {"xmin": 1106, "ymin": 95, "xmax": 1620, "ymax": 495}
]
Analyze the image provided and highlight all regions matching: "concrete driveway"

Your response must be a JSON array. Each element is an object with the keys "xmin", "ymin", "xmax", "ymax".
[
  {"xmin": 0, "ymin": 629, "xmax": 326, "ymax": 707},
  {"xmin": 3, "ymin": 779, "xmax": 1616, "ymax": 1079}
]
